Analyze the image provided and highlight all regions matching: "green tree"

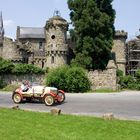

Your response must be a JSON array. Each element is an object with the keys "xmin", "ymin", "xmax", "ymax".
[{"xmin": 68, "ymin": 0, "xmax": 115, "ymax": 70}]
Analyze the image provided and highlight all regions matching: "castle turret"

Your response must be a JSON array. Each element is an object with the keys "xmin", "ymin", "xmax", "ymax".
[
  {"xmin": 0, "ymin": 11, "xmax": 4, "ymax": 57},
  {"xmin": 45, "ymin": 11, "xmax": 69, "ymax": 68},
  {"xmin": 112, "ymin": 30, "xmax": 127, "ymax": 75}
]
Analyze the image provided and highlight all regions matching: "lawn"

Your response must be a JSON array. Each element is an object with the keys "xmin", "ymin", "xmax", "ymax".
[{"xmin": 0, "ymin": 108, "xmax": 140, "ymax": 140}]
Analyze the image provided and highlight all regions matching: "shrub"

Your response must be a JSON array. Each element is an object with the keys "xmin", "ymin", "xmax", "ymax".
[
  {"xmin": 116, "ymin": 69, "xmax": 123, "ymax": 77},
  {"xmin": 12, "ymin": 64, "xmax": 45, "ymax": 75},
  {"xmin": 46, "ymin": 65, "xmax": 69, "ymax": 90},
  {"xmin": 0, "ymin": 57, "xmax": 14, "ymax": 74},
  {"xmin": 116, "ymin": 69, "xmax": 139, "ymax": 90},
  {"xmin": 46, "ymin": 66, "xmax": 90, "ymax": 93},
  {"xmin": 0, "ymin": 78, "xmax": 6, "ymax": 89},
  {"xmin": 120, "ymin": 75, "xmax": 136, "ymax": 89},
  {"xmin": 135, "ymin": 69, "xmax": 140, "ymax": 83},
  {"xmin": 65, "ymin": 67, "xmax": 90, "ymax": 93}
]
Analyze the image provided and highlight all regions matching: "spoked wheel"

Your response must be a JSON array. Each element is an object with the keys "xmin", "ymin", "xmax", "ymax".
[
  {"xmin": 12, "ymin": 93, "xmax": 22, "ymax": 104},
  {"xmin": 44, "ymin": 95, "xmax": 54, "ymax": 106},
  {"xmin": 57, "ymin": 92, "xmax": 65, "ymax": 103}
]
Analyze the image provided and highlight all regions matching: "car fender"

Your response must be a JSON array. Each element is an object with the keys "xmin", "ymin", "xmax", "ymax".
[
  {"xmin": 12, "ymin": 88, "xmax": 23, "ymax": 100},
  {"xmin": 58, "ymin": 90, "xmax": 65, "ymax": 94},
  {"xmin": 43, "ymin": 92, "xmax": 56, "ymax": 98}
]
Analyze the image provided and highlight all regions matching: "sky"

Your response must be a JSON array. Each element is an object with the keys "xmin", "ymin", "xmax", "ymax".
[{"xmin": 0, "ymin": 0, "xmax": 140, "ymax": 41}]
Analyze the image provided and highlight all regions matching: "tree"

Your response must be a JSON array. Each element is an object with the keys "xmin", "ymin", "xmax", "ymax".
[{"xmin": 68, "ymin": 0, "xmax": 115, "ymax": 70}]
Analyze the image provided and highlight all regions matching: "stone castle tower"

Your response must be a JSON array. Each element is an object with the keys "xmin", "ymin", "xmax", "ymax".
[
  {"xmin": 112, "ymin": 30, "xmax": 127, "ymax": 75},
  {"xmin": 45, "ymin": 11, "xmax": 68, "ymax": 68},
  {"xmin": 0, "ymin": 12, "xmax": 4, "ymax": 57}
]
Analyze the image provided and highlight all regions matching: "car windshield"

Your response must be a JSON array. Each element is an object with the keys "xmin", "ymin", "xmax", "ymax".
[{"xmin": 31, "ymin": 82, "xmax": 40, "ymax": 86}]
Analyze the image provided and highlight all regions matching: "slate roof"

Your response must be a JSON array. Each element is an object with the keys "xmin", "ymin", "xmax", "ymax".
[{"xmin": 18, "ymin": 27, "xmax": 45, "ymax": 39}]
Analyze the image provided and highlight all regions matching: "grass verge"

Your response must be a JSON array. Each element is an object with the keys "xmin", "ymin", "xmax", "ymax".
[
  {"xmin": 0, "ymin": 84, "xmax": 19, "ymax": 91},
  {"xmin": 87, "ymin": 88, "xmax": 119, "ymax": 93},
  {"xmin": 0, "ymin": 108, "xmax": 140, "ymax": 140}
]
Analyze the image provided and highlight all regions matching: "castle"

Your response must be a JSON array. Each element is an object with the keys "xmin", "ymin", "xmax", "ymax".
[{"xmin": 0, "ymin": 11, "xmax": 128, "ymax": 75}]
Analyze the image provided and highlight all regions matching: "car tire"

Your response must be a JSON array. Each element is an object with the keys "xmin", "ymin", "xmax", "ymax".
[
  {"xmin": 44, "ymin": 95, "xmax": 54, "ymax": 106},
  {"xmin": 57, "ymin": 92, "xmax": 65, "ymax": 103},
  {"xmin": 12, "ymin": 93, "xmax": 22, "ymax": 104}
]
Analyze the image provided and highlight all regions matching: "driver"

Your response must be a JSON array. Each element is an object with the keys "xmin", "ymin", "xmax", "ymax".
[{"xmin": 21, "ymin": 80, "xmax": 30, "ymax": 92}]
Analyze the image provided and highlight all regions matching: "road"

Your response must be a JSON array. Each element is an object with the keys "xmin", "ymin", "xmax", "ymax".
[{"xmin": 0, "ymin": 91, "xmax": 140, "ymax": 120}]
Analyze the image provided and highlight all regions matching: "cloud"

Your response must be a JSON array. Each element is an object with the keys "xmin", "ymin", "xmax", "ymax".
[{"xmin": 3, "ymin": 19, "xmax": 15, "ymax": 28}]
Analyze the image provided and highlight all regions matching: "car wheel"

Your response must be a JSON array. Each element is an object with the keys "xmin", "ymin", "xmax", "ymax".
[
  {"xmin": 57, "ymin": 92, "xmax": 65, "ymax": 103},
  {"xmin": 13, "ymin": 93, "xmax": 22, "ymax": 104},
  {"xmin": 44, "ymin": 95, "xmax": 54, "ymax": 106}
]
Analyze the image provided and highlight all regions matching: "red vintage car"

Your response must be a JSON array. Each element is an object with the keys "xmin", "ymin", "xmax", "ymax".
[{"xmin": 12, "ymin": 84, "xmax": 65, "ymax": 106}]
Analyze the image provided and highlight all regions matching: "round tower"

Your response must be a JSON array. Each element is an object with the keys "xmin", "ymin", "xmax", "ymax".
[
  {"xmin": 112, "ymin": 30, "xmax": 127, "ymax": 75},
  {"xmin": 45, "ymin": 11, "xmax": 69, "ymax": 68}
]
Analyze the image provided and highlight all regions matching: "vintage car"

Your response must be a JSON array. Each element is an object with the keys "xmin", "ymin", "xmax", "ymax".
[{"xmin": 12, "ymin": 84, "xmax": 65, "ymax": 106}]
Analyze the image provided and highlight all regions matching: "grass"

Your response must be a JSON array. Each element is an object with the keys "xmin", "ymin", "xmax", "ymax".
[
  {"xmin": 87, "ymin": 88, "xmax": 119, "ymax": 93},
  {"xmin": 0, "ymin": 84, "xmax": 19, "ymax": 91},
  {"xmin": 0, "ymin": 108, "xmax": 140, "ymax": 140}
]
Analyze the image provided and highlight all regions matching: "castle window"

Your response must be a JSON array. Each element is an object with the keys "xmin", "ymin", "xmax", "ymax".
[
  {"xmin": 51, "ymin": 56, "xmax": 54, "ymax": 64},
  {"xmin": 42, "ymin": 61, "xmax": 44, "ymax": 68},
  {"xmin": 51, "ymin": 35, "xmax": 55, "ymax": 39},
  {"xmin": 39, "ymin": 42, "xmax": 43, "ymax": 50}
]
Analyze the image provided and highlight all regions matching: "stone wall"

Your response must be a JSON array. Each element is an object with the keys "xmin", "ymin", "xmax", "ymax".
[
  {"xmin": 88, "ymin": 68, "xmax": 117, "ymax": 91},
  {"xmin": 3, "ymin": 37, "xmax": 17, "ymax": 60},
  {"xmin": 88, "ymin": 60, "xmax": 117, "ymax": 91},
  {"xmin": 0, "ymin": 74, "xmax": 45, "ymax": 86},
  {"xmin": 0, "ymin": 69, "xmax": 117, "ymax": 91}
]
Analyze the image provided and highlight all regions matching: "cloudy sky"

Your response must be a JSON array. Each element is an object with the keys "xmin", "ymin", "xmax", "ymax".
[{"xmin": 0, "ymin": 0, "xmax": 140, "ymax": 40}]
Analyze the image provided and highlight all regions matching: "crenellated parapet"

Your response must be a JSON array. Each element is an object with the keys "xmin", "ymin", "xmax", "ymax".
[{"xmin": 114, "ymin": 30, "xmax": 128, "ymax": 40}]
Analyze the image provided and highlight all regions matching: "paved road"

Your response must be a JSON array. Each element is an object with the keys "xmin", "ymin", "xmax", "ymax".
[{"xmin": 0, "ymin": 91, "xmax": 140, "ymax": 120}]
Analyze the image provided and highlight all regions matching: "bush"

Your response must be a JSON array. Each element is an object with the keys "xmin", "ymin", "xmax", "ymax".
[
  {"xmin": 116, "ymin": 69, "xmax": 139, "ymax": 90},
  {"xmin": 119, "ymin": 75, "xmax": 136, "ymax": 89},
  {"xmin": 0, "ymin": 78, "xmax": 6, "ymax": 89},
  {"xmin": 46, "ymin": 65, "xmax": 69, "ymax": 90},
  {"xmin": 65, "ymin": 67, "xmax": 90, "ymax": 93},
  {"xmin": 12, "ymin": 64, "xmax": 45, "ymax": 75},
  {"xmin": 135, "ymin": 69, "xmax": 140, "ymax": 83},
  {"xmin": 0, "ymin": 57, "xmax": 14, "ymax": 74},
  {"xmin": 46, "ymin": 66, "xmax": 91, "ymax": 93},
  {"xmin": 116, "ymin": 69, "xmax": 123, "ymax": 77}
]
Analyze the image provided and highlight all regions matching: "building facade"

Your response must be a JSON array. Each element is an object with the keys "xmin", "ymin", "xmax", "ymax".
[
  {"xmin": 0, "ymin": 11, "xmax": 127, "ymax": 74},
  {"xmin": 0, "ymin": 11, "xmax": 69, "ymax": 69}
]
